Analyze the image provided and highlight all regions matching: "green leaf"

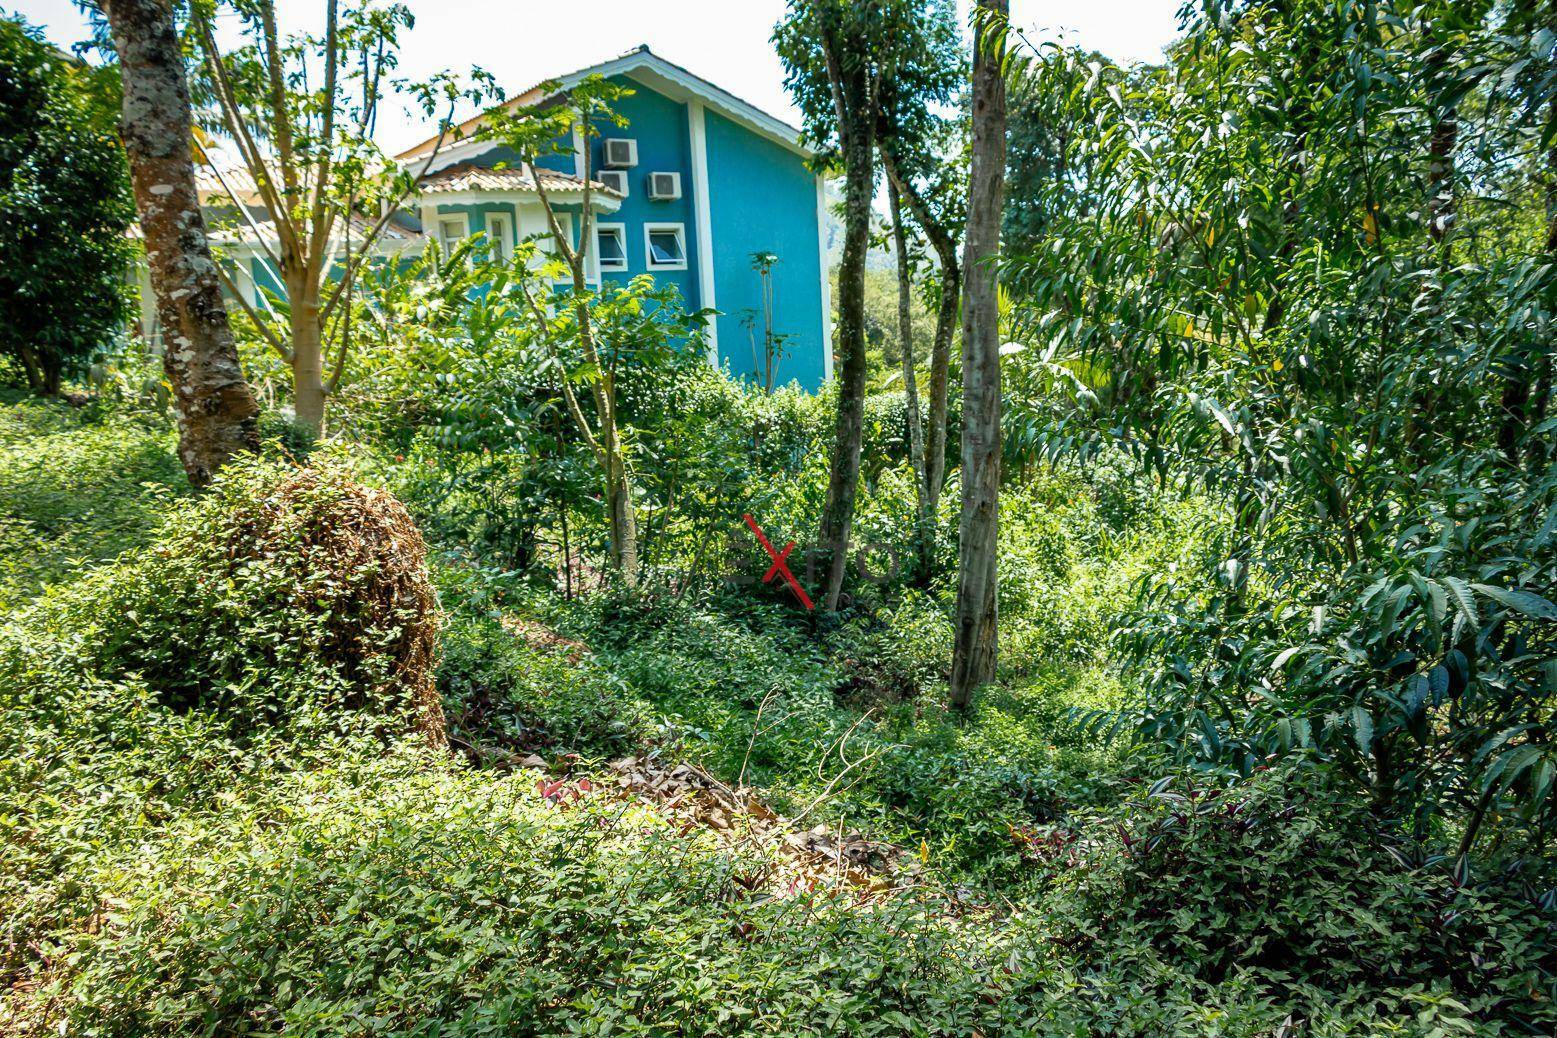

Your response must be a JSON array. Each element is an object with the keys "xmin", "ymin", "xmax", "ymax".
[
  {"xmin": 1470, "ymin": 583, "xmax": 1557, "ymax": 621},
  {"xmin": 1349, "ymin": 706, "xmax": 1373, "ymax": 756},
  {"xmin": 1441, "ymin": 576, "xmax": 1479, "ymax": 631}
]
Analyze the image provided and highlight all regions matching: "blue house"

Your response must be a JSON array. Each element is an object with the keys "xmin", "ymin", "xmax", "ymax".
[{"xmin": 392, "ymin": 46, "xmax": 833, "ymax": 390}]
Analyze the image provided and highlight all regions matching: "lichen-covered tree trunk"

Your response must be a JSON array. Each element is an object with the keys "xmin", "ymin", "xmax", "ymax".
[
  {"xmin": 814, "ymin": 40, "xmax": 875, "ymax": 613},
  {"xmin": 104, "ymin": 0, "xmax": 258, "ymax": 486},
  {"xmin": 949, "ymin": 0, "xmax": 1008, "ymax": 709}
]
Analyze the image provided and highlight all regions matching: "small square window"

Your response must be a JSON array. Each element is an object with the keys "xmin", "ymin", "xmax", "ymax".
[
  {"xmin": 645, "ymin": 223, "xmax": 686, "ymax": 270},
  {"xmin": 596, "ymin": 224, "xmax": 628, "ymax": 271},
  {"xmin": 437, "ymin": 217, "xmax": 466, "ymax": 244}
]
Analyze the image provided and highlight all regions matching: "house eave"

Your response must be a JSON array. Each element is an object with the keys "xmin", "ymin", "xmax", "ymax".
[{"xmin": 394, "ymin": 46, "xmax": 813, "ymax": 168}]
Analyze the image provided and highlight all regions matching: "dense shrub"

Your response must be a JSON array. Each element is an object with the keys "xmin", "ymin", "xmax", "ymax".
[
  {"xmin": 0, "ymin": 16, "xmax": 134, "ymax": 395},
  {"xmin": 1040, "ymin": 767, "xmax": 1557, "ymax": 1033},
  {"xmin": 435, "ymin": 567, "xmax": 655, "ymax": 760}
]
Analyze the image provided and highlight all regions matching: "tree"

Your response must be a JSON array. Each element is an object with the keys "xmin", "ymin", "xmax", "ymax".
[
  {"xmin": 886, "ymin": 179, "xmax": 928, "ymax": 540},
  {"xmin": 482, "ymin": 76, "xmax": 652, "ymax": 584},
  {"xmin": 774, "ymin": 0, "xmax": 887, "ymax": 612},
  {"xmin": 948, "ymin": 0, "xmax": 1008, "ymax": 709},
  {"xmin": 192, "ymin": 0, "xmax": 480, "ymax": 433},
  {"xmin": 100, "ymin": 0, "xmax": 259, "ymax": 486},
  {"xmin": 0, "ymin": 16, "xmax": 135, "ymax": 395},
  {"xmin": 1001, "ymin": 0, "xmax": 1557, "ymax": 852},
  {"xmin": 872, "ymin": 0, "xmax": 964, "ymax": 573}
]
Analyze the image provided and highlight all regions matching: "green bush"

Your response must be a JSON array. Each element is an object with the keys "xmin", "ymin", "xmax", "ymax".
[
  {"xmin": 435, "ymin": 568, "xmax": 655, "ymax": 760},
  {"xmin": 0, "ymin": 16, "xmax": 134, "ymax": 395},
  {"xmin": 1040, "ymin": 767, "xmax": 1557, "ymax": 1033}
]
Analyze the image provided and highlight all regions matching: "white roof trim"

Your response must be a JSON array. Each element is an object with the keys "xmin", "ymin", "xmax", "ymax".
[
  {"xmin": 401, "ymin": 46, "xmax": 812, "ymax": 171},
  {"xmin": 555, "ymin": 48, "xmax": 811, "ymax": 160},
  {"xmin": 410, "ymin": 188, "xmax": 622, "ymax": 212}
]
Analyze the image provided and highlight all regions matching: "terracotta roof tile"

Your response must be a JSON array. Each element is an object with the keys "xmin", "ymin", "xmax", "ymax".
[{"xmin": 416, "ymin": 163, "xmax": 620, "ymax": 197}]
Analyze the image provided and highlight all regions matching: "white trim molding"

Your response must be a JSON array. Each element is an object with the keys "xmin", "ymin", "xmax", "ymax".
[
  {"xmin": 687, "ymin": 100, "xmax": 718, "ymax": 361},
  {"xmin": 484, "ymin": 210, "xmax": 514, "ymax": 261},
  {"xmin": 644, "ymin": 222, "xmax": 688, "ymax": 271},
  {"xmin": 595, "ymin": 221, "xmax": 628, "ymax": 272},
  {"xmin": 433, "ymin": 211, "xmax": 470, "ymax": 247},
  {"xmin": 815, "ymin": 173, "xmax": 834, "ymax": 381},
  {"xmin": 571, "ymin": 125, "xmax": 588, "ymax": 179}
]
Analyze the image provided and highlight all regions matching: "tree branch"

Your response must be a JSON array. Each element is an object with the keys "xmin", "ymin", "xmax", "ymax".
[{"xmin": 216, "ymin": 264, "xmax": 292, "ymax": 361}]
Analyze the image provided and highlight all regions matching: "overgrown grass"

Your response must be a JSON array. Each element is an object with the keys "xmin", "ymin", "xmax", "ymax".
[{"xmin": 0, "ymin": 391, "xmax": 183, "ymax": 610}]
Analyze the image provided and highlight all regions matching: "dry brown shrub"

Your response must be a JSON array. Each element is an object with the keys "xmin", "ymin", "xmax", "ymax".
[{"xmin": 224, "ymin": 469, "xmax": 445, "ymax": 746}]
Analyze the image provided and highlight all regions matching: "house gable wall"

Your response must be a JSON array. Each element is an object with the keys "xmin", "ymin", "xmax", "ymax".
[{"xmin": 702, "ymin": 108, "xmax": 826, "ymax": 390}]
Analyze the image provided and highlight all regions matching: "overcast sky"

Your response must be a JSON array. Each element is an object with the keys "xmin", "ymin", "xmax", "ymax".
[{"xmin": 10, "ymin": 0, "xmax": 1183, "ymax": 152}]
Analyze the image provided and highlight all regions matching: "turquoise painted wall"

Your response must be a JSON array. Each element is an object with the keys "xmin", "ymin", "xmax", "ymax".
[
  {"xmin": 426, "ymin": 200, "xmax": 521, "ymax": 249},
  {"xmin": 703, "ymin": 109, "xmax": 825, "ymax": 390},
  {"xmin": 583, "ymin": 75, "xmax": 700, "ymax": 310}
]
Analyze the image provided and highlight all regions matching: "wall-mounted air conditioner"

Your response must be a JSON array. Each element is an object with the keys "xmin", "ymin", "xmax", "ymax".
[
  {"xmin": 646, "ymin": 171, "xmax": 682, "ymax": 201},
  {"xmin": 596, "ymin": 169, "xmax": 629, "ymax": 196},
  {"xmin": 602, "ymin": 138, "xmax": 638, "ymax": 168}
]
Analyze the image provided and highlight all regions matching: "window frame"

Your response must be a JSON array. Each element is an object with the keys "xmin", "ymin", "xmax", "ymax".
[
  {"xmin": 594, "ymin": 222, "xmax": 629, "ymax": 272},
  {"xmin": 643, "ymin": 222, "xmax": 688, "ymax": 272},
  {"xmin": 435, "ymin": 212, "xmax": 470, "ymax": 247},
  {"xmin": 484, "ymin": 211, "xmax": 513, "ymax": 262}
]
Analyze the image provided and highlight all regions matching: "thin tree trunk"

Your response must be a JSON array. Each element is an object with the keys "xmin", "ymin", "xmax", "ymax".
[
  {"xmin": 881, "ymin": 150, "xmax": 958, "ymax": 527},
  {"xmin": 1425, "ymin": 115, "xmax": 1456, "ymax": 247},
  {"xmin": 103, "ymin": 0, "xmax": 259, "ymax": 487},
  {"xmin": 949, "ymin": 0, "xmax": 1008, "ymax": 710},
  {"xmin": 888, "ymin": 179, "xmax": 930, "ymax": 562},
  {"xmin": 814, "ymin": 25, "xmax": 875, "ymax": 613},
  {"xmin": 16, "ymin": 342, "xmax": 49, "ymax": 396},
  {"xmin": 924, "ymin": 258, "xmax": 957, "ymax": 511},
  {"xmin": 603, "ymin": 414, "xmax": 639, "ymax": 583}
]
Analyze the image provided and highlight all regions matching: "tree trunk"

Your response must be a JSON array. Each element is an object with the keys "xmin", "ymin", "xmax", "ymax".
[
  {"xmin": 16, "ymin": 341, "xmax": 50, "ymax": 396},
  {"xmin": 104, "ymin": 0, "xmax": 259, "ymax": 487},
  {"xmin": 291, "ymin": 284, "xmax": 327, "ymax": 433},
  {"xmin": 880, "ymin": 151, "xmax": 958, "ymax": 533},
  {"xmin": 603, "ymin": 419, "xmax": 640, "ymax": 584},
  {"xmin": 924, "ymin": 258, "xmax": 958, "ymax": 518},
  {"xmin": 888, "ymin": 179, "xmax": 930, "ymax": 567},
  {"xmin": 814, "ymin": 66, "xmax": 875, "ymax": 613},
  {"xmin": 1425, "ymin": 115, "xmax": 1456, "ymax": 247},
  {"xmin": 949, "ymin": 0, "xmax": 1008, "ymax": 710}
]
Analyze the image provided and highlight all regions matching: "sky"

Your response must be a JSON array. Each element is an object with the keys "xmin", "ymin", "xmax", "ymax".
[{"xmin": 9, "ymin": 0, "xmax": 1183, "ymax": 152}]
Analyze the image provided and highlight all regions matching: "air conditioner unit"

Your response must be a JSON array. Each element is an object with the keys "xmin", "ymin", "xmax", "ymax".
[
  {"xmin": 602, "ymin": 138, "xmax": 638, "ymax": 168},
  {"xmin": 646, "ymin": 171, "xmax": 682, "ymax": 201},
  {"xmin": 596, "ymin": 169, "xmax": 629, "ymax": 196}
]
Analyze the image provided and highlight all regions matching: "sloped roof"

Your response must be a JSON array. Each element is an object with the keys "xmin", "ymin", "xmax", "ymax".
[
  {"xmin": 205, "ymin": 211, "xmax": 425, "ymax": 249},
  {"xmin": 417, "ymin": 162, "xmax": 621, "ymax": 197},
  {"xmin": 395, "ymin": 44, "xmax": 810, "ymax": 167},
  {"xmin": 195, "ymin": 164, "xmax": 266, "ymax": 205}
]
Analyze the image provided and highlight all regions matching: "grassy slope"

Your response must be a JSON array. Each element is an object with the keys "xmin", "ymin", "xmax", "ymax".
[{"xmin": 0, "ymin": 392, "xmax": 185, "ymax": 610}]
